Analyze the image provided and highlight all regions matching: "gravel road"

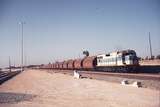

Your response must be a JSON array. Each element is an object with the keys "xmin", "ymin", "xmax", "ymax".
[{"xmin": 0, "ymin": 69, "xmax": 159, "ymax": 107}]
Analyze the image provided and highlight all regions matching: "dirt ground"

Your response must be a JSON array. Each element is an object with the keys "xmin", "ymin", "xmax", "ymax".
[{"xmin": 0, "ymin": 69, "xmax": 159, "ymax": 107}]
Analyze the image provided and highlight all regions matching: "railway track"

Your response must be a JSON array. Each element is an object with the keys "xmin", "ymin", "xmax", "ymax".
[
  {"xmin": 80, "ymin": 71, "xmax": 160, "ymax": 81},
  {"xmin": 51, "ymin": 69, "xmax": 160, "ymax": 81},
  {"xmin": 0, "ymin": 70, "xmax": 21, "ymax": 84}
]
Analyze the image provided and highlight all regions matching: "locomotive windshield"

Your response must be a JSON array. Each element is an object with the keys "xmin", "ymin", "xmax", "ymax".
[{"xmin": 123, "ymin": 50, "xmax": 138, "ymax": 65}]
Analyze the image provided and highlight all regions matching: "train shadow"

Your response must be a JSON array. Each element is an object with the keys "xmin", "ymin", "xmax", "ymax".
[{"xmin": 0, "ymin": 92, "xmax": 37, "ymax": 104}]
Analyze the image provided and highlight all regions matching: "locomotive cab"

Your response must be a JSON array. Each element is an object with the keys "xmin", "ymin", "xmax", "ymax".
[{"xmin": 123, "ymin": 50, "xmax": 139, "ymax": 65}]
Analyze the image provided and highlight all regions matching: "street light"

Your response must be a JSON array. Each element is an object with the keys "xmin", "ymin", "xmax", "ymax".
[
  {"xmin": 9, "ymin": 56, "xmax": 11, "ymax": 72},
  {"xmin": 19, "ymin": 21, "xmax": 25, "ymax": 72},
  {"xmin": 148, "ymin": 32, "xmax": 153, "ymax": 59}
]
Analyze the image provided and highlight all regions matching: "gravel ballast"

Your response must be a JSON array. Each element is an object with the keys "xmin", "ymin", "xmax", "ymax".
[{"xmin": 0, "ymin": 69, "xmax": 159, "ymax": 107}]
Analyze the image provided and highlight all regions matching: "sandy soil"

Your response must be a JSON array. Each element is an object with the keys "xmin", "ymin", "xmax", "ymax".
[{"xmin": 0, "ymin": 69, "xmax": 159, "ymax": 107}]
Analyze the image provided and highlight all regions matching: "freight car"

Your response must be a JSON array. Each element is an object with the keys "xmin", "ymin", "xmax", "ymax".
[
  {"xmin": 54, "ymin": 62, "xmax": 59, "ymax": 69},
  {"xmin": 82, "ymin": 56, "xmax": 97, "ymax": 70},
  {"xmin": 58, "ymin": 62, "xmax": 63, "ymax": 70},
  {"xmin": 40, "ymin": 49, "xmax": 139, "ymax": 72},
  {"xmin": 74, "ymin": 59, "xmax": 84, "ymax": 70},
  {"xmin": 67, "ymin": 60, "xmax": 75, "ymax": 69},
  {"xmin": 62, "ymin": 61, "xmax": 68, "ymax": 69}
]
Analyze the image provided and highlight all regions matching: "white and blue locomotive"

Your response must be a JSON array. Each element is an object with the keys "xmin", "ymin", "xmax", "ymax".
[{"xmin": 96, "ymin": 50, "xmax": 139, "ymax": 72}]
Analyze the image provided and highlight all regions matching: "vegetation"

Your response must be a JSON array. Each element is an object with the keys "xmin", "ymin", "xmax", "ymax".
[
  {"xmin": 83, "ymin": 50, "xmax": 89, "ymax": 57},
  {"xmin": 156, "ymin": 55, "xmax": 160, "ymax": 59}
]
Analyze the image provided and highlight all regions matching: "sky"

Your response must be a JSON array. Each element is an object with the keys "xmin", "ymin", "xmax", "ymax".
[{"xmin": 0, "ymin": 0, "xmax": 160, "ymax": 68}]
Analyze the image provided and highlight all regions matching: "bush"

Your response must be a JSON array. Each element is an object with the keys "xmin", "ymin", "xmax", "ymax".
[{"xmin": 156, "ymin": 55, "xmax": 160, "ymax": 59}]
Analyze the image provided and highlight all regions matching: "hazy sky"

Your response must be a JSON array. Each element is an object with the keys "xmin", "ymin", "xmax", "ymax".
[{"xmin": 0, "ymin": 0, "xmax": 160, "ymax": 67}]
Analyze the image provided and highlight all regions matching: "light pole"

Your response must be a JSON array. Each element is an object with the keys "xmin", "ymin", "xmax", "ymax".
[
  {"xmin": 9, "ymin": 56, "xmax": 11, "ymax": 72},
  {"xmin": 148, "ymin": 32, "xmax": 153, "ymax": 59},
  {"xmin": 19, "ymin": 21, "xmax": 25, "ymax": 72}
]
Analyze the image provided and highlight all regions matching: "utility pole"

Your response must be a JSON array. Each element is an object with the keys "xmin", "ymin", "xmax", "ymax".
[
  {"xmin": 9, "ymin": 56, "xmax": 11, "ymax": 72},
  {"xmin": 25, "ymin": 54, "xmax": 27, "ymax": 68},
  {"xmin": 148, "ymin": 32, "xmax": 153, "ymax": 59},
  {"xmin": 19, "ymin": 21, "xmax": 25, "ymax": 72},
  {"xmin": 14, "ymin": 61, "xmax": 15, "ymax": 67}
]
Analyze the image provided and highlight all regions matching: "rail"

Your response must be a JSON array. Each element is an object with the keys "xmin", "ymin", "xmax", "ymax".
[{"xmin": 0, "ymin": 70, "xmax": 21, "ymax": 84}]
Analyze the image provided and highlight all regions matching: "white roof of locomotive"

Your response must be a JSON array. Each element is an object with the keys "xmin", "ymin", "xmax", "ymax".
[{"xmin": 97, "ymin": 50, "xmax": 135, "ymax": 57}]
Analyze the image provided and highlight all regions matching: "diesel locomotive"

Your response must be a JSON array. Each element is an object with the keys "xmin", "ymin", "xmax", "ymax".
[{"xmin": 40, "ymin": 49, "xmax": 139, "ymax": 72}]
